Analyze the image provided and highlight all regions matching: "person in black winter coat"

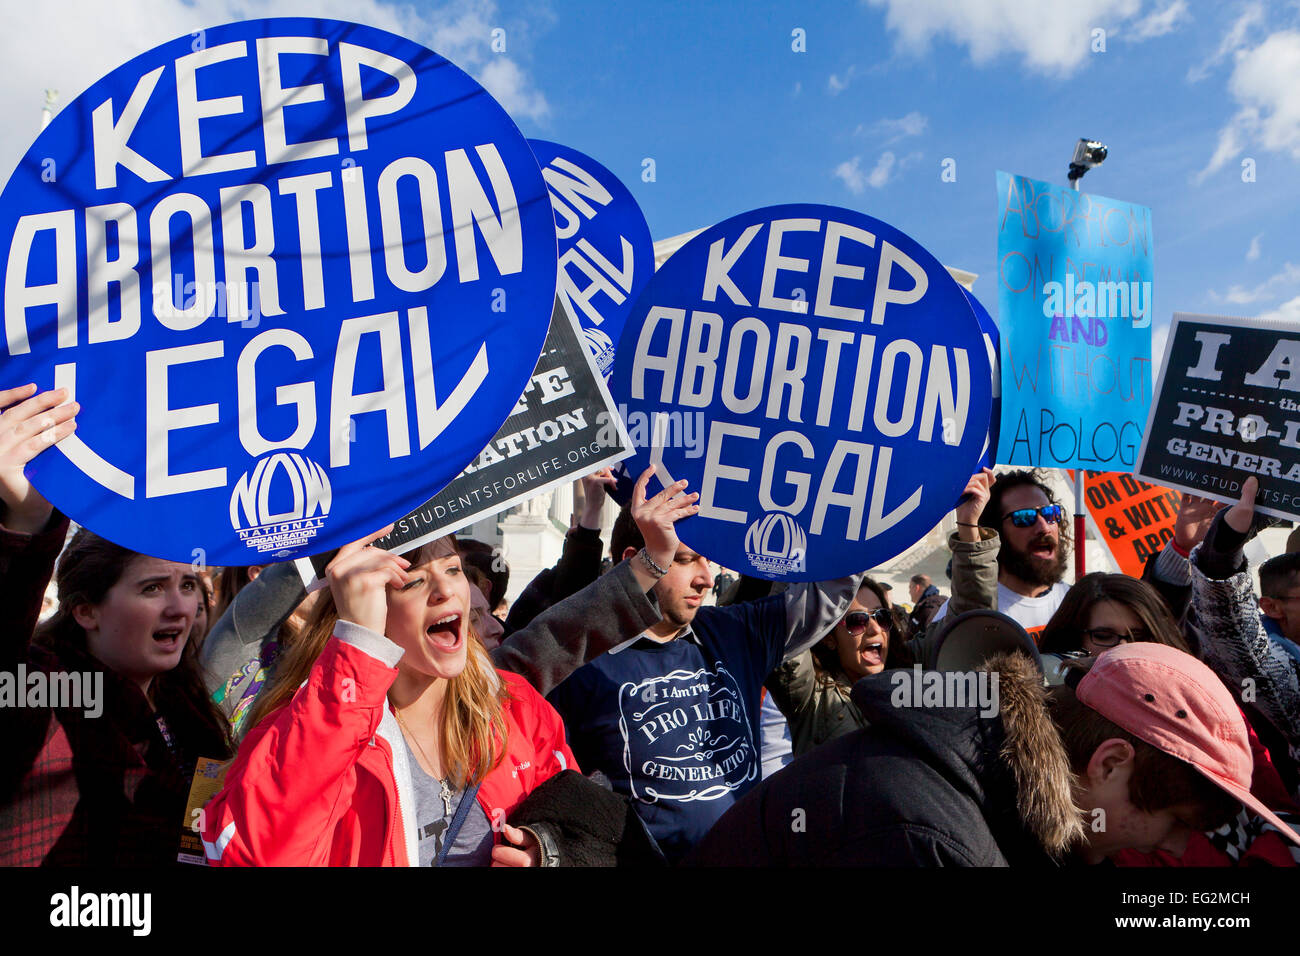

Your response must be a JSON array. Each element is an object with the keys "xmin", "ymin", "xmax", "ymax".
[
  {"xmin": 686, "ymin": 643, "xmax": 1291, "ymax": 866},
  {"xmin": 908, "ymin": 575, "xmax": 944, "ymax": 630},
  {"xmin": 689, "ymin": 651, "xmax": 1079, "ymax": 865}
]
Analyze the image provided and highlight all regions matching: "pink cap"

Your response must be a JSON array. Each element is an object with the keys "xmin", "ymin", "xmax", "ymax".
[{"xmin": 1076, "ymin": 642, "xmax": 1300, "ymax": 847}]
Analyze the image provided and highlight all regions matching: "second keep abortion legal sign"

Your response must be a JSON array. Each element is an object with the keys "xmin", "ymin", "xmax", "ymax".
[{"xmin": 610, "ymin": 204, "xmax": 992, "ymax": 581}]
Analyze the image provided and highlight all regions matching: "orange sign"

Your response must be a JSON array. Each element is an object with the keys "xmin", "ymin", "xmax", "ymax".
[{"xmin": 1079, "ymin": 471, "xmax": 1182, "ymax": 577}]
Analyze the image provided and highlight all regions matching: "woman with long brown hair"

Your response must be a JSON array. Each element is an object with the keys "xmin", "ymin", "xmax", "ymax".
[
  {"xmin": 1037, "ymin": 572, "xmax": 1191, "ymax": 657},
  {"xmin": 2, "ymin": 382, "xmax": 233, "ymax": 865}
]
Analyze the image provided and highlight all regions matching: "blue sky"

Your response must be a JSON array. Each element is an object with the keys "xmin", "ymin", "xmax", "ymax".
[
  {"xmin": 503, "ymin": 0, "xmax": 1300, "ymax": 362},
  {"xmin": 5, "ymin": 0, "xmax": 1300, "ymax": 361}
]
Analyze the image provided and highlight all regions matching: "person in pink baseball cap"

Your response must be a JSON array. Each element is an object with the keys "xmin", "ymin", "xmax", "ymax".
[
  {"xmin": 1056, "ymin": 641, "xmax": 1300, "ymax": 863},
  {"xmin": 689, "ymin": 632, "xmax": 1299, "ymax": 866}
]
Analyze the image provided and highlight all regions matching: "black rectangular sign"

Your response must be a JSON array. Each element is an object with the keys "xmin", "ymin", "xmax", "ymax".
[{"xmin": 1136, "ymin": 312, "xmax": 1300, "ymax": 520}]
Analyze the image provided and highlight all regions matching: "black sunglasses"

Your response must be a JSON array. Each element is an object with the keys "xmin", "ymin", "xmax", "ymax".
[
  {"xmin": 845, "ymin": 608, "xmax": 892, "ymax": 632},
  {"xmin": 1001, "ymin": 504, "xmax": 1064, "ymax": 528}
]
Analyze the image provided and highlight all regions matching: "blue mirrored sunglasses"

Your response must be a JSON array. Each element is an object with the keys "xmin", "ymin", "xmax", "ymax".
[{"xmin": 1001, "ymin": 504, "xmax": 1064, "ymax": 528}]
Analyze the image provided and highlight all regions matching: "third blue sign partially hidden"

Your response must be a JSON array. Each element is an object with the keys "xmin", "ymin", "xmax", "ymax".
[{"xmin": 529, "ymin": 139, "xmax": 653, "ymax": 377}]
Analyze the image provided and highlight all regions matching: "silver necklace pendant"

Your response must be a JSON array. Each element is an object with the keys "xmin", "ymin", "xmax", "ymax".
[{"xmin": 439, "ymin": 779, "xmax": 453, "ymax": 818}]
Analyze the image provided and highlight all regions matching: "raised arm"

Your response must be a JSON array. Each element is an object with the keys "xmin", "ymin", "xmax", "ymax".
[
  {"xmin": 199, "ymin": 560, "xmax": 306, "ymax": 702},
  {"xmin": 552, "ymin": 469, "xmax": 616, "ymax": 596},
  {"xmin": 0, "ymin": 384, "xmax": 77, "ymax": 656},
  {"xmin": 1188, "ymin": 477, "xmax": 1300, "ymax": 765},
  {"xmin": 492, "ymin": 559, "xmax": 660, "ymax": 694},
  {"xmin": 1142, "ymin": 492, "xmax": 1223, "ymax": 629},
  {"xmin": 906, "ymin": 470, "xmax": 999, "ymax": 667},
  {"xmin": 491, "ymin": 467, "xmax": 694, "ymax": 694},
  {"xmin": 777, "ymin": 574, "xmax": 864, "ymax": 661},
  {"xmin": 501, "ymin": 470, "xmax": 612, "ymax": 636},
  {"xmin": 202, "ymin": 530, "xmax": 412, "ymax": 865},
  {"xmin": 943, "ymin": 469, "xmax": 998, "ymax": 619}
]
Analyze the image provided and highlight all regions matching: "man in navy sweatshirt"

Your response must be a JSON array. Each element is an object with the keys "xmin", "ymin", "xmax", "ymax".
[{"xmin": 548, "ymin": 468, "xmax": 860, "ymax": 863}]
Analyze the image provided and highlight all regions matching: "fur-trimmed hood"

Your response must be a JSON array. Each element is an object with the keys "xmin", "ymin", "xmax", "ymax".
[{"xmin": 851, "ymin": 651, "xmax": 1084, "ymax": 861}]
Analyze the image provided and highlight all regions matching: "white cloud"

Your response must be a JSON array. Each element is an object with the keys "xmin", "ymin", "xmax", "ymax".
[
  {"xmin": 867, "ymin": 151, "xmax": 897, "ymax": 187},
  {"xmin": 1187, "ymin": 3, "xmax": 1263, "ymax": 82},
  {"xmin": 1247, "ymin": 233, "xmax": 1262, "ymax": 261},
  {"xmin": 1260, "ymin": 295, "xmax": 1300, "ymax": 323},
  {"xmin": 1126, "ymin": 0, "xmax": 1188, "ymax": 41},
  {"xmin": 478, "ymin": 57, "xmax": 549, "ymax": 121},
  {"xmin": 1214, "ymin": 262, "xmax": 1300, "ymax": 305},
  {"xmin": 1196, "ymin": 29, "xmax": 1300, "ymax": 182},
  {"xmin": 834, "ymin": 156, "xmax": 868, "ymax": 193},
  {"xmin": 828, "ymin": 65, "xmax": 857, "ymax": 94},
  {"xmin": 834, "ymin": 151, "xmax": 897, "ymax": 193},
  {"xmin": 862, "ymin": 0, "xmax": 1147, "ymax": 76},
  {"xmin": 875, "ymin": 110, "xmax": 928, "ymax": 142},
  {"xmin": 0, "ymin": 0, "xmax": 551, "ymax": 181},
  {"xmin": 896, "ymin": 149, "xmax": 924, "ymax": 170},
  {"xmin": 1193, "ymin": 115, "xmax": 1248, "ymax": 184},
  {"xmin": 1231, "ymin": 31, "xmax": 1300, "ymax": 155},
  {"xmin": 792, "ymin": 80, "xmax": 802, "ymax": 97}
]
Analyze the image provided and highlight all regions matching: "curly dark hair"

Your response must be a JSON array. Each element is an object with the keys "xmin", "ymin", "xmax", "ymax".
[{"xmin": 979, "ymin": 469, "xmax": 1073, "ymax": 548}]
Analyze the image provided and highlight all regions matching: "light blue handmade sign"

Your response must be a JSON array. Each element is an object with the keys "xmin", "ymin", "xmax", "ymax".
[{"xmin": 995, "ymin": 171, "xmax": 1153, "ymax": 470}]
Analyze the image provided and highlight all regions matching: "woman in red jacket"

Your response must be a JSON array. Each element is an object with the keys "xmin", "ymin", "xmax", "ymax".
[{"xmin": 203, "ymin": 529, "xmax": 577, "ymax": 867}]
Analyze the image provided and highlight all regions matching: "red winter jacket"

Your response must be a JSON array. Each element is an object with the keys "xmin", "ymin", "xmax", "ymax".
[{"xmin": 201, "ymin": 623, "xmax": 577, "ymax": 866}]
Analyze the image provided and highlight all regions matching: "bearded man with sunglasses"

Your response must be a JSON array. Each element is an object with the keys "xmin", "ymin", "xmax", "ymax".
[{"xmin": 931, "ymin": 470, "xmax": 1071, "ymax": 643}]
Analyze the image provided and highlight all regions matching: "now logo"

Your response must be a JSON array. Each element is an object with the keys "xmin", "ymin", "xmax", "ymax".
[{"xmin": 229, "ymin": 451, "xmax": 331, "ymax": 531}]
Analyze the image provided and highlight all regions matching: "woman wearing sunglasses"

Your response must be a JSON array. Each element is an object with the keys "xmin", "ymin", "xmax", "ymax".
[
  {"xmin": 767, "ymin": 470, "xmax": 999, "ymax": 757},
  {"xmin": 766, "ymin": 579, "xmax": 911, "ymax": 757}
]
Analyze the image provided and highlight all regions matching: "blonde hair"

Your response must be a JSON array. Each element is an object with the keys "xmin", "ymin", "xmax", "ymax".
[{"xmin": 247, "ymin": 537, "xmax": 511, "ymax": 789}]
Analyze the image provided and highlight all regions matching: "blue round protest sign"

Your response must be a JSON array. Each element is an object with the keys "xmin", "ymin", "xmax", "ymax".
[
  {"xmin": 609, "ymin": 204, "xmax": 991, "ymax": 580},
  {"xmin": 965, "ymin": 287, "xmax": 1001, "ymax": 471},
  {"xmin": 1, "ymin": 18, "xmax": 556, "ymax": 566},
  {"xmin": 528, "ymin": 139, "xmax": 653, "ymax": 377}
]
